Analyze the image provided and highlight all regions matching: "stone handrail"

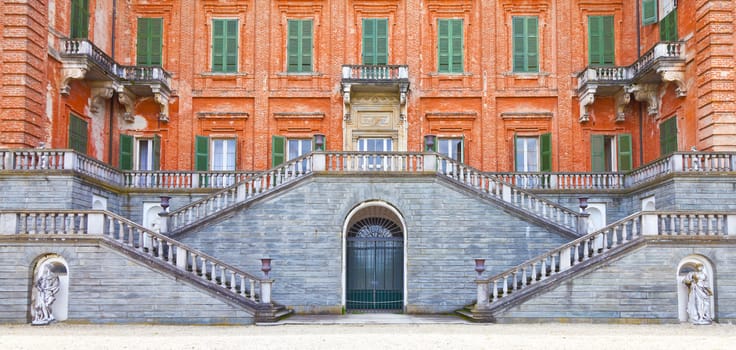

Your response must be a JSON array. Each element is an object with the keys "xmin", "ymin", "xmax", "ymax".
[
  {"xmin": 0, "ymin": 149, "xmax": 123, "ymax": 185},
  {"xmin": 435, "ymin": 155, "xmax": 582, "ymax": 233},
  {"xmin": 474, "ymin": 211, "xmax": 735, "ymax": 310},
  {"xmin": 0, "ymin": 210, "xmax": 272, "ymax": 304},
  {"xmin": 321, "ymin": 152, "xmax": 425, "ymax": 172},
  {"xmin": 626, "ymin": 152, "xmax": 736, "ymax": 187},
  {"xmin": 118, "ymin": 65, "xmax": 171, "ymax": 86},
  {"xmin": 123, "ymin": 170, "xmax": 261, "ymax": 189},
  {"xmin": 341, "ymin": 64, "xmax": 409, "ymax": 81},
  {"xmin": 167, "ymin": 153, "xmax": 313, "ymax": 232},
  {"xmin": 492, "ymin": 172, "xmax": 625, "ymax": 190}
]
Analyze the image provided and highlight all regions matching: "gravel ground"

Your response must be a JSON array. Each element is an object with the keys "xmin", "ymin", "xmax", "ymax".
[{"xmin": 1, "ymin": 323, "xmax": 735, "ymax": 350}]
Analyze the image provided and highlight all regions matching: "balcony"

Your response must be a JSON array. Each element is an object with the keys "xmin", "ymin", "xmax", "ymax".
[
  {"xmin": 59, "ymin": 39, "xmax": 172, "ymax": 122},
  {"xmin": 576, "ymin": 42, "xmax": 686, "ymax": 122}
]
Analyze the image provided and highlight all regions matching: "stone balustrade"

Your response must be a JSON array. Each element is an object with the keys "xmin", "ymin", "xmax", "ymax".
[
  {"xmin": 436, "ymin": 156, "xmax": 582, "ymax": 233},
  {"xmin": 319, "ymin": 152, "xmax": 425, "ymax": 172},
  {"xmin": 473, "ymin": 211, "xmax": 735, "ymax": 311},
  {"xmin": 0, "ymin": 210, "xmax": 273, "ymax": 304},
  {"xmin": 0, "ymin": 149, "xmax": 123, "ymax": 185},
  {"xmin": 493, "ymin": 172, "xmax": 625, "ymax": 190},
  {"xmin": 123, "ymin": 171, "xmax": 260, "ymax": 189},
  {"xmin": 341, "ymin": 65, "xmax": 409, "ymax": 81},
  {"xmin": 166, "ymin": 154, "xmax": 313, "ymax": 232}
]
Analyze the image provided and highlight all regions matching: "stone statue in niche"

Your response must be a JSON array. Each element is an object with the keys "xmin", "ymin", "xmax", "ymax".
[
  {"xmin": 31, "ymin": 265, "xmax": 61, "ymax": 325},
  {"xmin": 682, "ymin": 263, "xmax": 713, "ymax": 325}
]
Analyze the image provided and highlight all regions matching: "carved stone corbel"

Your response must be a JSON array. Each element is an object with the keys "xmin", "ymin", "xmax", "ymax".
[
  {"xmin": 341, "ymin": 84, "xmax": 352, "ymax": 122},
  {"xmin": 627, "ymin": 83, "xmax": 659, "ymax": 116},
  {"xmin": 614, "ymin": 89, "xmax": 631, "ymax": 122},
  {"xmin": 657, "ymin": 66, "xmax": 687, "ymax": 97},
  {"xmin": 60, "ymin": 66, "xmax": 87, "ymax": 95},
  {"xmin": 117, "ymin": 90, "xmax": 136, "ymax": 122},
  {"xmin": 578, "ymin": 87, "xmax": 597, "ymax": 123},
  {"xmin": 89, "ymin": 86, "xmax": 114, "ymax": 114},
  {"xmin": 154, "ymin": 92, "xmax": 170, "ymax": 122}
]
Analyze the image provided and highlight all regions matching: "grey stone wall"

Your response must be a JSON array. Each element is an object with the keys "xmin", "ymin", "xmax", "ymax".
[
  {"xmin": 0, "ymin": 241, "xmax": 254, "ymax": 324},
  {"xmin": 177, "ymin": 175, "xmax": 573, "ymax": 314},
  {"xmin": 496, "ymin": 243, "xmax": 736, "ymax": 322},
  {"xmin": 0, "ymin": 175, "xmax": 122, "ymax": 213}
]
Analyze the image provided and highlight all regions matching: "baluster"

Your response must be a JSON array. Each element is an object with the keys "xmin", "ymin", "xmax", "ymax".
[
  {"xmin": 529, "ymin": 263, "xmax": 536, "ymax": 284},
  {"xmin": 512, "ymin": 271, "xmax": 518, "ymax": 291},
  {"xmin": 167, "ymin": 241, "xmax": 174, "ymax": 263},
  {"xmin": 201, "ymin": 257, "xmax": 209, "ymax": 280},
  {"xmin": 157, "ymin": 237, "xmax": 164, "ymax": 258},
  {"xmin": 230, "ymin": 271, "xmax": 237, "ymax": 292},
  {"xmin": 240, "ymin": 275, "xmax": 246, "ymax": 296},
  {"xmin": 540, "ymin": 260, "xmax": 547, "ymax": 280},
  {"xmin": 550, "ymin": 254, "xmax": 557, "ymax": 275},
  {"xmin": 250, "ymin": 279, "xmax": 256, "ymax": 301},
  {"xmin": 492, "ymin": 280, "xmax": 498, "ymax": 302}
]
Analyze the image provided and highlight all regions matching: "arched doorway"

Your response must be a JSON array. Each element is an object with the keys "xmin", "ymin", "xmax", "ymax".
[{"xmin": 343, "ymin": 202, "xmax": 405, "ymax": 312}]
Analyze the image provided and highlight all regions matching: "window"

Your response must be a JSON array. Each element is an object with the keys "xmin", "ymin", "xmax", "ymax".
[
  {"xmin": 119, "ymin": 135, "xmax": 161, "ymax": 171},
  {"xmin": 435, "ymin": 137, "xmax": 464, "ymax": 174},
  {"xmin": 515, "ymin": 134, "xmax": 551, "ymax": 172},
  {"xmin": 212, "ymin": 19, "xmax": 238, "ymax": 73},
  {"xmin": 362, "ymin": 18, "xmax": 388, "ymax": 66},
  {"xmin": 660, "ymin": 117, "xmax": 678, "ymax": 156},
  {"xmin": 70, "ymin": 0, "xmax": 89, "ymax": 39},
  {"xmin": 68, "ymin": 114, "xmax": 88, "ymax": 155},
  {"xmin": 642, "ymin": 0, "xmax": 658, "ymax": 25},
  {"xmin": 287, "ymin": 19, "xmax": 313, "ymax": 73},
  {"xmin": 357, "ymin": 138, "xmax": 392, "ymax": 169},
  {"xmin": 194, "ymin": 136, "xmax": 236, "ymax": 171},
  {"xmin": 437, "ymin": 19, "xmax": 463, "ymax": 73},
  {"xmin": 512, "ymin": 16, "xmax": 539, "ymax": 73},
  {"xmin": 588, "ymin": 15, "xmax": 614, "ymax": 66},
  {"xmin": 287, "ymin": 139, "xmax": 312, "ymax": 161},
  {"xmin": 137, "ymin": 18, "xmax": 163, "ymax": 66},
  {"xmin": 591, "ymin": 134, "xmax": 632, "ymax": 172},
  {"xmin": 659, "ymin": 10, "xmax": 677, "ymax": 42}
]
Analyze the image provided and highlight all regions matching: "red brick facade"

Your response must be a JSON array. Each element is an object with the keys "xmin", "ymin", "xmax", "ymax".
[{"xmin": 1, "ymin": 0, "xmax": 735, "ymax": 171}]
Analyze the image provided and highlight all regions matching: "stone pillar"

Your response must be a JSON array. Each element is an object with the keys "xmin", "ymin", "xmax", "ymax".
[
  {"xmin": 727, "ymin": 215, "xmax": 736, "ymax": 235},
  {"xmin": 312, "ymin": 153, "xmax": 326, "ymax": 172},
  {"xmin": 474, "ymin": 279, "xmax": 490, "ymax": 310},
  {"xmin": 63, "ymin": 151, "xmax": 75, "ymax": 170},
  {"xmin": 642, "ymin": 213, "xmax": 659, "ymax": 236},
  {"xmin": 87, "ymin": 213, "xmax": 105, "ymax": 235},
  {"xmin": 577, "ymin": 212, "xmax": 590, "ymax": 236},
  {"xmin": 423, "ymin": 154, "xmax": 436, "ymax": 173},
  {"xmin": 176, "ymin": 246, "xmax": 187, "ymax": 270},
  {"xmin": 260, "ymin": 280, "xmax": 273, "ymax": 304},
  {"xmin": 0, "ymin": 213, "xmax": 18, "ymax": 234},
  {"xmin": 559, "ymin": 247, "xmax": 571, "ymax": 271},
  {"xmin": 236, "ymin": 183, "xmax": 247, "ymax": 202}
]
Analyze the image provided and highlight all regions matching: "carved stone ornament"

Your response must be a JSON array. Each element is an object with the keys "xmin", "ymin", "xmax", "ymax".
[
  {"xmin": 90, "ymin": 86, "xmax": 115, "ymax": 114},
  {"xmin": 60, "ymin": 66, "xmax": 88, "ymax": 96},
  {"xmin": 578, "ymin": 87, "xmax": 596, "ymax": 123},
  {"xmin": 683, "ymin": 263, "xmax": 713, "ymax": 325},
  {"xmin": 657, "ymin": 66, "xmax": 687, "ymax": 98},
  {"xmin": 614, "ymin": 89, "xmax": 631, "ymax": 122},
  {"xmin": 154, "ymin": 92, "xmax": 170, "ymax": 122},
  {"xmin": 117, "ymin": 90, "xmax": 136, "ymax": 122},
  {"xmin": 31, "ymin": 265, "xmax": 60, "ymax": 325},
  {"xmin": 627, "ymin": 84, "xmax": 659, "ymax": 116}
]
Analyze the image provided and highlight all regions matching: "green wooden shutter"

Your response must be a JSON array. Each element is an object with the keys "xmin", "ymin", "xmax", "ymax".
[
  {"xmin": 660, "ymin": 117, "xmax": 678, "ymax": 155},
  {"xmin": 272, "ymin": 135, "xmax": 285, "ymax": 167},
  {"xmin": 212, "ymin": 19, "xmax": 237, "ymax": 72},
  {"xmin": 513, "ymin": 17, "xmax": 539, "ymax": 73},
  {"xmin": 438, "ymin": 19, "xmax": 450, "ymax": 73},
  {"xmin": 195, "ymin": 135, "xmax": 209, "ymax": 171},
  {"xmin": 301, "ymin": 20, "xmax": 313, "ymax": 72},
  {"xmin": 589, "ymin": 16, "xmax": 614, "ymax": 66},
  {"xmin": 119, "ymin": 134, "xmax": 134, "ymax": 170},
  {"xmin": 642, "ymin": 0, "xmax": 658, "ymax": 25},
  {"xmin": 540, "ymin": 133, "xmax": 552, "ymax": 172},
  {"xmin": 68, "ymin": 114, "xmax": 88, "ymax": 155},
  {"xmin": 376, "ymin": 19, "xmax": 388, "ymax": 65},
  {"xmin": 514, "ymin": 134, "xmax": 521, "ymax": 171},
  {"xmin": 450, "ymin": 19, "xmax": 463, "ymax": 73},
  {"xmin": 71, "ymin": 0, "xmax": 89, "ymax": 38},
  {"xmin": 660, "ymin": 11, "xmax": 678, "ymax": 42},
  {"xmin": 617, "ymin": 133, "xmax": 633, "ymax": 171},
  {"xmin": 153, "ymin": 134, "xmax": 161, "ymax": 170},
  {"xmin": 591, "ymin": 134, "xmax": 605, "ymax": 172},
  {"xmin": 137, "ymin": 18, "xmax": 163, "ymax": 66},
  {"xmin": 287, "ymin": 20, "xmax": 300, "ymax": 72},
  {"xmin": 362, "ymin": 19, "xmax": 375, "ymax": 65}
]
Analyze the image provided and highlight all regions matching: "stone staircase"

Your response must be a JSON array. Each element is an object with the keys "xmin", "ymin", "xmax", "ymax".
[
  {"xmin": 457, "ymin": 211, "xmax": 735, "ymax": 322},
  {"xmin": 0, "ymin": 209, "xmax": 292, "ymax": 323}
]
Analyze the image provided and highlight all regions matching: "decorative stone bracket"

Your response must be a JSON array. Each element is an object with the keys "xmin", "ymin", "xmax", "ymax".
[
  {"xmin": 117, "ymin": 89, "xmax": 136, "ymax": 123},
  {"xmin": 614, "ymin": 89, "xmax": 631, "ymax": 122},
  {"xmin": 153, "ymin": 90, "xmax": 170, "ymax": 123},
  {"xmin": 578, "ymin": 87, "xmax": 596, "ymax": 123},
  {"xmin": 89, "ymin": 84, "xmax": 115, "ymax": 114},
  {"xmin": 657, "ymin": 66, "xmax": 687, "ymax": 98},
  {"xmin": 60, "ymin": 65, "xmax": 88, "ymax": 96},
  {"xmin": 627, "ymin": 84, "xmax": 659, "ymax": 117}
]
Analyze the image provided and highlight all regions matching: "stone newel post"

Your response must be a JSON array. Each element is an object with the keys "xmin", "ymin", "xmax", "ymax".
[
  {"xmin": 260, "ymin": 258, "xmax": 273, "ymax": 304},
  {"xmin": 473, "ymin": 259, "xmax": 490, "ymax": 310}
]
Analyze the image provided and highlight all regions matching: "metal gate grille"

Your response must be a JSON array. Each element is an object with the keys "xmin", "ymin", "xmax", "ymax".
[{"xmin": 346, "ymin": 217, "xmax": 403, "ymax": 312}]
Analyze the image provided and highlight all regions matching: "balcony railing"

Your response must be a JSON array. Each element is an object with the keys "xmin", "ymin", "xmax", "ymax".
[
  {"xmin": 577, "ymin": 41, "xmax": 685, "ymax": 91},
  {"xmin": 341, "ymin": 65, "xmax": 409, "ymax": 82},
  {"xmin": 60, "ymin": 38, "xmax": 171, "ymax": 92}
]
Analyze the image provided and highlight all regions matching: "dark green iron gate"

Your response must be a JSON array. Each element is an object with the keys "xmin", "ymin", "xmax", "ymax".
[{"xmin": 346, "ymin": 217, "xmax": 404, "ymax": 311}]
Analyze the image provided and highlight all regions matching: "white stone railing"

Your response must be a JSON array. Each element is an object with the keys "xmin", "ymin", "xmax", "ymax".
[
  {"xmin": 341, "ymin": 64, "xmax": 409, "ymax": 81},
  {"xmin": 493, "ymin": 172, "xmax": 625, "ymax": 190},
  {"xmin": 626, "ymin": 152, "xmax": 736, "ymax": 187},
  {"xmin": 320, "ymin": 152, "xmax": 425, "ymax": 172},
  {"xmin": 167, "ymin": 154, "xmax": 313, "ymax": 232},
  {"xmin": 0, "ymin": 210, "xmax": 273, "ymax": 304},
  {"xmin": 473, "ymin": 211, "xmax": 735, "ymax": 310},
  {"xmin": 435, "ymin": 155, "xmax": 582, "ymax": 233},
  {"xmin": 0, "ymin": 149, "xmax": 123, "ymax": 185},
  {"xmin": 123, "ymin": 171, "xmax": 261, "ymax": 189}
]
